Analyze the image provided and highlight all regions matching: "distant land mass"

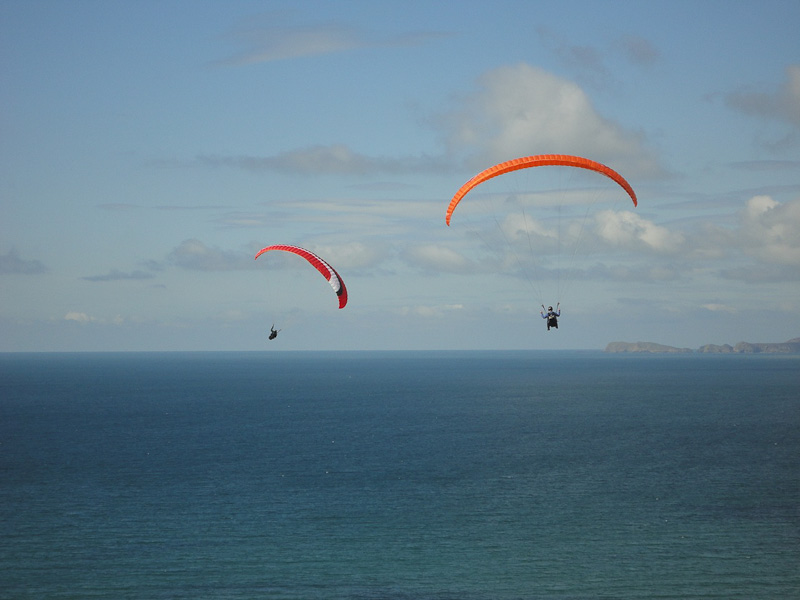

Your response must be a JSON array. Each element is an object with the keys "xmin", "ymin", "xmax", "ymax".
[
  {"xmin": 605, "ymin": 338, "xmax": 800, "ymax": 354},
  {"xmin": 604, "ymin": 341, "xmax": 693, "ymax": 354}
]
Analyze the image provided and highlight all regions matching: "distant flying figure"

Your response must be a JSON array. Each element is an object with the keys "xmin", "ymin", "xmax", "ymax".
[
  {"xmin": 269, "ymin": 324, "xmax": 281, "ymax": 340},
  {"xmin": 541, "ymin": 303, "xmax": 560, "ymax": 331}
]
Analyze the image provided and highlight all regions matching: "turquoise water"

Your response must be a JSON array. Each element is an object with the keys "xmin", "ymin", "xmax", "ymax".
[{"xmin": 1, "ymin": 351, "xmax": 798, "ymax": 599}]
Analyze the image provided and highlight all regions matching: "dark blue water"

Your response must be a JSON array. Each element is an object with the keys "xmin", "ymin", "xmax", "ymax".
[{"xmin": 1, "ymin": 351, "xmax": 798, "ymax": 599}]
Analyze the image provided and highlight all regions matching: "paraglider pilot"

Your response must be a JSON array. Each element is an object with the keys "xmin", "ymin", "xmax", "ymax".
[
  {"xmin": 541, "ymin": 303, "xmax": 560, "ymax": 331},
  {"xmin": 269, "ymin": 324, "xmax": 280, "ymax": 340}
]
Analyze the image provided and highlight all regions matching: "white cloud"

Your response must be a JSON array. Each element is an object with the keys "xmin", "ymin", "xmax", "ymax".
[
  {"xmin": 594, "ymin": 210, "xmax": 684, "ymax": 253},
  {"xmin": 64, "ymin": 312, "xmax": 95, "ymax": 324},
  {"xmin": 738, "ymin": 195, "xmax": 800, "ymax": 266},
  {"xmin": 675, "ymin": 195, "xmax": 800, "ymax": 282},
  {"xmin": 438, "ymin": 63, "xmax": 662, "ymax": 177},
  {"xmin": 497, "ymin": 213, "xmax": 559, "ymax": 254},
  {"xmin": 501, "ymin": 213, "xmax": 558, "ymax": 241},
  {"xmin": 404, "ymin": 244, "xmax": 476, "ymax": 274}
]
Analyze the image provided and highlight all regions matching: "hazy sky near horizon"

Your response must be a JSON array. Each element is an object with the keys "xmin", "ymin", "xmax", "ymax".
[{"xmin": 2, "ymin": 0, "xmax": 799, "ymax": 351}]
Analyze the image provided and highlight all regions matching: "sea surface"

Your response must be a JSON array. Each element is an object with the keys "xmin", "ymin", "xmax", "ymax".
[{"xmin": 1, "ymin": 351, "xmax": 798, "ymax": 599}]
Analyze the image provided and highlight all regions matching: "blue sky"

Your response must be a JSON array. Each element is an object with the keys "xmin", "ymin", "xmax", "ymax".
[{"xmin": 2, "ymin": 0, "xmax": 799, "ymax": 351}]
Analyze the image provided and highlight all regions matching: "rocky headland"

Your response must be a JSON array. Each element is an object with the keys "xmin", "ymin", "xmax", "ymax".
[
  {"xmin": 605, "ymin": 337, "xmax": 800, "ymax": 354},
  {"xmin": 604, "ymin": 341, "xmax": 693, "ymax": 353}
]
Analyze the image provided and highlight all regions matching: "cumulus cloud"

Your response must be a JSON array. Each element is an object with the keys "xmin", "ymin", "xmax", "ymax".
[
  {"xmin": 737, "ymin": 195, "xmax": 800, "ymax": 266},
  {"xmin": 594, "ymin": 210, "xmax": 685, "ymax": 253},
  {"xmin": 498, "ymin": 213, "xmax": 559, "ymax": 253},
  {"xmin": 688, "ymin": 195, "xmax": 800, "ymax": 282},
  {"xmin": 437, "ymin": 63, "xmax": 662, "ymax": 177},
  {"xmin": 0, "ymin": 249, "xmax": 47, "ymax": 275},
  {"xmin": 404, "ymin": 244, "xmax": 476, "ymax": 274}
]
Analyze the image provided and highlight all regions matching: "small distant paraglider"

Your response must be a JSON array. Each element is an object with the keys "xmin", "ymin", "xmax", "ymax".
[{"xmin": 254, "ymin": 244, "xmax": 348, "ymax": 341}]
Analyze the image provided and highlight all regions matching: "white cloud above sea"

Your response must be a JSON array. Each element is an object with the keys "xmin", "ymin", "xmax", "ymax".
[
  {"xmin": 738, "ymin": 195, "xmax": 800, "ymax": 266},
  {"xmin": 403, "ymin": 244, "xmax": 477, "ymax": 274},
  {"xmin": 688, "ymin": 196, "xmax": 800, "ymax": 271},
  {"xmin": 594, "ymin": 210, "xmax": 684, "ymax": 253},
  {"xmin": 434, "ymin": 63, "xmax": 663, "ymax": 177}
]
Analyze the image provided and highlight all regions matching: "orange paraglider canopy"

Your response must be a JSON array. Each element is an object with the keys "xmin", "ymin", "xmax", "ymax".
[{"xmin": 445, "ymin": 154, "xmax": 637, "ymax": 226}]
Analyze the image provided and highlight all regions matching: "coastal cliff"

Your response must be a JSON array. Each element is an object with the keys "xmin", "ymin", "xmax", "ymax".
[
  {"xmin": 605, "ymin": 341, "xmax": 692, "ymax": 353},
  {"xmin": 700, "ymin": 338, "xmax": 800, "ymax": 353},
  {"xmin": 605, "ymin": 337, "xmax": 800, "ymax": 354}
]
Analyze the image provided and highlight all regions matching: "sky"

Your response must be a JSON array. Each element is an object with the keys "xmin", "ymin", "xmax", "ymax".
[{"xmin": 1, "ymin": 0, "xmax": 799, "ymax": 352}]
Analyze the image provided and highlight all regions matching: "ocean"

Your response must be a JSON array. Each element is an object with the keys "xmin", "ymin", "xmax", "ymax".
[{"xmin": 1, "ymin": 351, "xmax": 798, "ymax": 599}]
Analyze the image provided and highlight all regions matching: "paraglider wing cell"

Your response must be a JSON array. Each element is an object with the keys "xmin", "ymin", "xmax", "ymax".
[{"xmin": 254, "ymin": 244, "xmax": 348, "ymax": 309}]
